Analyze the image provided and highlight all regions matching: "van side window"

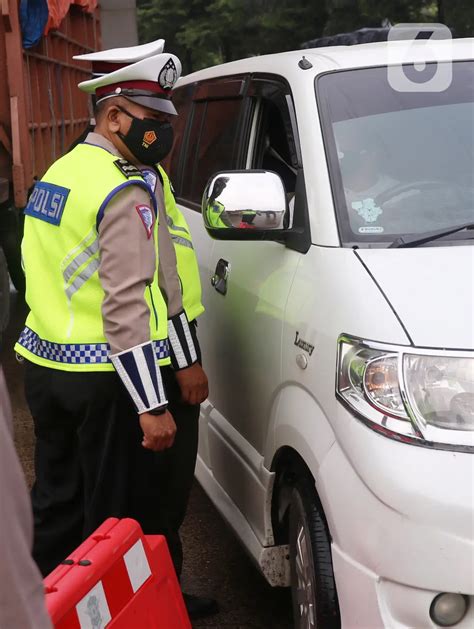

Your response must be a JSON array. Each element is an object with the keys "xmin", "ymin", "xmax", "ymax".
[
  {"xmin": 191, "ymin": 99, "xmax": 242, "ymax": 204},
  {"xmin": 247, "ymin": 77, "xmax": 311, "ymax": 252},
  {"xmin": 252, "ymin": 98, "xmax": 298, "ymax": 198},
  {"xmin": 180, "ymin": 94, "xmax": 243, "ymax": 209},
  {"xmin": 161, "ymin": 84, "xmax": 193, "ymax": 182},
  {"xmin": 180, "ymin": 101, "xmax": 206, "ymax": 203}
]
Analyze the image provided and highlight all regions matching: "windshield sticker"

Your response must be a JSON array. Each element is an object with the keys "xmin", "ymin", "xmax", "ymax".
[
  {"xmin": 351, "ymin": 198, "xmax": 383, "ymax": 223},
  {"xmin": 359, "ymin": 225, "xmax": 384, "ymax": 234}
]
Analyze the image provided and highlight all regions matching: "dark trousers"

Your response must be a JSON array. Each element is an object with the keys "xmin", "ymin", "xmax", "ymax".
[{"xmin": 26, "ymin": 330, "xmax": 200, "ymax": 578}]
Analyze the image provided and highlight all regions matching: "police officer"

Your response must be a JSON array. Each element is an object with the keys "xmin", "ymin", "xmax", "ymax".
[
  {"xmin": 206, "ymin": 176, "xmax": 232, "ymax": 228},
  {"xmin": 14, "ymin": 45, "xmax": 198, "ymax": 582},
  {"xmin": 73, "ymin": 41, "xmax": 216, "ymax": 619}
]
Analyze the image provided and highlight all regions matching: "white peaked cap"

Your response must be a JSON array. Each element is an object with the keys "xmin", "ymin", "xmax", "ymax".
[
  {"xmin": 76, "ymin": 51, "xmax": 182, "ymax": 115},
  {"xmin": 73, "ymin": 38, "xmax": 165, "ymax": 64}
]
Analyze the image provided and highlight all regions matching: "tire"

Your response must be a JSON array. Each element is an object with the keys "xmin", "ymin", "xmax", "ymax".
[{"xmin": 289, "ymin": 474, "xmax": 340, "ymax": 629}]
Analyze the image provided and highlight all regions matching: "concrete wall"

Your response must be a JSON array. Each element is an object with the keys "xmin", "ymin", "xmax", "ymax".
[{"xmin": 100, "ymin": 0, "xmax": 138, "ymax": 49}]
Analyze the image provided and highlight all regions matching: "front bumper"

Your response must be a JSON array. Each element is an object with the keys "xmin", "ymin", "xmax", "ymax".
[{"xmin": 317, "ymin": 404, "xmax": 474, "ymax": 627}]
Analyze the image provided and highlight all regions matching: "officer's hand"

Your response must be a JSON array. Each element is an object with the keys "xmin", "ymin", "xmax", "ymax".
[
  {"xmin": 175, "ymin": 363, "xmax": 209, "ymax": 406},
  {"xmin": 139, "ymin": 410, "xmax": 176, "ymax": 451}
]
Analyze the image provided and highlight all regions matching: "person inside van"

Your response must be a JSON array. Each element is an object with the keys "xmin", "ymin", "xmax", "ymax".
[
  {"xmin": 260, "ymin": 102, "xmax": 297, "ymax": 203},
  {"xmin": 336, "ymin": 128, "xmax": 401, "ymax": 233}
]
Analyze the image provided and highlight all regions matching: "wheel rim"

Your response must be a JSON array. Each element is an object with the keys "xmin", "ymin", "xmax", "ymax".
[{"xmin": 295, "ymin": 520, "xmax": 316, "ymax": 628}]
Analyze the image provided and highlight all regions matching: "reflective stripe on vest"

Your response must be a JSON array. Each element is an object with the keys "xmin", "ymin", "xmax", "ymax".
[
  {"xmin": 166, "ymin": 214, "xmax": 189, "ymax": 234},
  {"xmin": 60, "ymin": 228, "xmax": 101, "ymax": 336},
  {"xmin": 171, "ymin": 234, "xmax": 193, "ymax": 249},
  {"xmin": 62, "ymin": 229, "xmax": 99, "ymax": 284}
]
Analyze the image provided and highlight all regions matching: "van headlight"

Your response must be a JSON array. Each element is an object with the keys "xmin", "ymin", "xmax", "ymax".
[{"xmin": 337, "ymin": 336, "xmax": 474, "ymax": 451}]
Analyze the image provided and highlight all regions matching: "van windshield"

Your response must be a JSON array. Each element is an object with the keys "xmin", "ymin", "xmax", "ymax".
[{"xmin": 317, "ymin": 61, "xmax": 474, "ymax": 246}]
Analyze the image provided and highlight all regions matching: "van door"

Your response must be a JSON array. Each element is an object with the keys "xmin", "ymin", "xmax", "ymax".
[
  {"xmin": 165, "ymin": 78, "xmax": 249, "ymax": 468},
  {"xmin": 202, "ymin": 76, "xmax": 303, "ymax": 541}
]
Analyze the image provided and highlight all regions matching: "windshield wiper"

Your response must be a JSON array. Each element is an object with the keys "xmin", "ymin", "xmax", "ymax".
[{"xmin": 389, "ymin": 222, "xmax": 474, "ymax": 248}]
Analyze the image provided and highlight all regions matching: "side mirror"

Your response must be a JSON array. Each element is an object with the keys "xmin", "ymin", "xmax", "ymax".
[{"xmin": 202, "ymin": 171, "xmax": 288, "ymax": 239}]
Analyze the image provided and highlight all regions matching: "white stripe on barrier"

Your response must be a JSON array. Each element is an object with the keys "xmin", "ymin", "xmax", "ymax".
[
  {"xmin": 76, "ymin": 580, "xmax": 112, "ymax": 628},
  {"xmin": 124, "ymin": 539, "xmax": 152, "ymax": 594}
]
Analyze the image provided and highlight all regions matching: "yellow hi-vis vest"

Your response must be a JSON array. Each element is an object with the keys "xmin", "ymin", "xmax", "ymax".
[
  {"xmin": 15, "ymin": 143, "xmax": 168, "ymax": 371},
  {"xmin": 206, "ymin": 200, "xmax": 228, "ymax": 229},
  {"xmin": 158, "ymin": 166, "xmax": 204, "ymax": 322}
]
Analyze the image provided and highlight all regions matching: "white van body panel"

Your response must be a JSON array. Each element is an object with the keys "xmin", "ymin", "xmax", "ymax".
[
  {"xmin": 265, "ymin": 384, "xmax": 336, "ymax": 481},
  {"xmin": 195, "ymin": 451, "xmax": 291, "ymax": 587},
  {"xmin": 207, "ymin": 407, "xmax": 273, "ymax": 544},
  {"xmin": 266, "ymin": 245, "xmax": 411, "ymax": 473},
  {"xmin": 358, "ymin": 247, "xmax": 474, "ymax": 349},
  {"xmin": 199, "ymin": 241, "xmax": 301, "ymax": 452}
]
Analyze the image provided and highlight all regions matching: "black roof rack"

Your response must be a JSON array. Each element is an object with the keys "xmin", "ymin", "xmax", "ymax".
[{"xmin": 302, "ymin": 27, "xmax": 390, "ymax": 49}]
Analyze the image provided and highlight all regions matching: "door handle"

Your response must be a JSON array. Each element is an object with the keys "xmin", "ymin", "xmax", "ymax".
[{"xmin": 211, "ymin": 258, "xmax": 230, "ymax": 295}]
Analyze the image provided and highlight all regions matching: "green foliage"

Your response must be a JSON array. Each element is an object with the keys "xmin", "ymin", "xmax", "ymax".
[
  {"xmin": 323, "ymin": 1, "xmax": 473, "ymax": 37},
  {"xmin": 443, "ymin": 0, "xmax": 474, "ymax": 37},
  {"xmin": 323, "ymin": 0, "xmax": 439, "ymax": 34},
  {"xmin": 137, "ymin": 0, "xmax": 327, "ymax": 72},
  {"xmin": 137, "ymin": 0, "xmax": 473, "ymax": 72}
]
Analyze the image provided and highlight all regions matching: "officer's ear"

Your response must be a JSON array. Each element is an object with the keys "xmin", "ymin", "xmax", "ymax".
[{"xmin": 105, "ymin": 105, "xmax": 122, "ymax": 134}]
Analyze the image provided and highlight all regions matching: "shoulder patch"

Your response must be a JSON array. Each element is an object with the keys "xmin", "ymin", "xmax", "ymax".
[
  {"xmin": 135, "ymin": 204, "xmax": 154, "ymax": 239},
  {"xmin": 141, "ymin": 168, "xmax": 158, "ymax": 193},
  {"xmin": 114, "ymin": 158, "xmax": 142, "ymax": 179},
  {"xmin": 24, "ymin": 181, "xmax": 70, "ymax": 226}
]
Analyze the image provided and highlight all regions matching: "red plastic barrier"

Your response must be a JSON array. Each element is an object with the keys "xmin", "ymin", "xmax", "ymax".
[{"xmin": 44, "ymin": 518, "xmax": 191, "ymax": 629}]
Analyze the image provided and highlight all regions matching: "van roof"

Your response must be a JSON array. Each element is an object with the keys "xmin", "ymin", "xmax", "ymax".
[{"xmin": 178, "ymin": 38, "xmax": 473, "ymax": 85}]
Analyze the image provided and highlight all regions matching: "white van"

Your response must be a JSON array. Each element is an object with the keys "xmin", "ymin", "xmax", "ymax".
[{"xmin": 165, "ymin": 39, "xmax": 474, "ymax": 628}]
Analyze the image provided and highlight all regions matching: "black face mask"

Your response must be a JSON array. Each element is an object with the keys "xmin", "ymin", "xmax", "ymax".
[{"xmin": 117, "ymin": 106, "xmax": 174, "ymax": 166}]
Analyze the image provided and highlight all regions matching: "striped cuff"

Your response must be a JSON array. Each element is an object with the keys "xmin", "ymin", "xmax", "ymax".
[
  {"xmin": 168, "ymin": 311, "xmax": 198, "ymax": 370},
  {"xmin": 110, "ymin": 341, "xmax": 167, "ymax": 414}
]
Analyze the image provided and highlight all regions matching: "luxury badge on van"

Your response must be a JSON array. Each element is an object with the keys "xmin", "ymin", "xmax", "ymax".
[{"xmin": 294, "ymin": 331, "xmax": 315, "ymax": 356}]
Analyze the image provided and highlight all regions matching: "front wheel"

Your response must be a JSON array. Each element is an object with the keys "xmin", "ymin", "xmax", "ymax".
[{"xmin": 289, "ymin": 475, "xmax": 340, "ymax": 629}]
